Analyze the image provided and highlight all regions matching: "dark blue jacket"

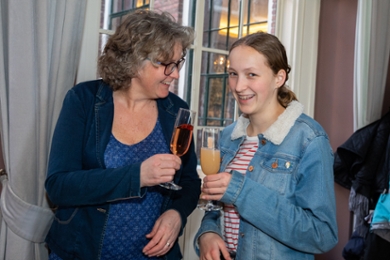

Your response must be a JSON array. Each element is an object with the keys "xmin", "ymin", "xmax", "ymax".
[
  {"xmin": 334, "ymin": 110, "xmax": 390, "ymax": 201},
  {"xmin": 45, "ymin": 80, "xmax": 201, "ymax": 259}
]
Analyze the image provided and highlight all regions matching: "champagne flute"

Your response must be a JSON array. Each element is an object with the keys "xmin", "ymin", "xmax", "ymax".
[
  {"xmin": 160, "ymin": 108, "xmax": 196, "ymax": 190},
  {"xmin": 197, "ymin": 127, "xmax": 222, "ymax": 211}
]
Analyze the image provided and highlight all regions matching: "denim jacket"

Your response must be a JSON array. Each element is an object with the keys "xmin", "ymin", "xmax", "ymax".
[
  {"xmin": 45, "ymin": 80, "xmax": 201, "ymax": 260},
  {"xmin": 194, "ymin": 101, "xmax": 338, "ymax": 260}
]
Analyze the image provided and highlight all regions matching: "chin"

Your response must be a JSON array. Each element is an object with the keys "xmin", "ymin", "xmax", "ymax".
[
  {"xmin": 244, "ymin": 109, "xmax": 259, "ymax": 117},
  {"xmin": 237, "ymin": 105, "xmax": 253, "ymax": 114},
  {"xmin": 158, "ymin": 91, "xmax": 170, "ymax": 99}
]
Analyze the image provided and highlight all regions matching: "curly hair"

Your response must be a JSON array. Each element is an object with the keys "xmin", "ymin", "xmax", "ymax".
[
  {"xmin": 229, "ymin": 32, "xmax": 298, "ymax": 108},
  {"xmin": 98, "ymin": 9, "xmax": 195, "ymax": 91}
]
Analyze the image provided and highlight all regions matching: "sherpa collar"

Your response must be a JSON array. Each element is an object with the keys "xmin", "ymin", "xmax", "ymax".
[{"xmin": 230, "ymin": 101, "xmax": 304, "ymax": 145}]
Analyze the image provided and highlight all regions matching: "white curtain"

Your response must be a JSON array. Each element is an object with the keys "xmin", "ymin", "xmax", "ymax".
[
  {"xmin": 354, "ymin": 0, "xmax": 390, "ymax": 130},
  {"xmin": 0, "ymin": 1, "xmax": 87, "ymax": 259},
  {"xmin": 274, "ymin": 0, "xmax": 321, "ymax": 117}
]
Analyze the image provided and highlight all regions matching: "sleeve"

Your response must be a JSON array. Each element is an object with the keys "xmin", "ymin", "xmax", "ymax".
[
  {"xmin": 45, "ymin": 88, "xmax": 146, "ymax": 207},
  {"xmin": 193, "ymin": 210, "xmax": 224, "ymax": 256}
]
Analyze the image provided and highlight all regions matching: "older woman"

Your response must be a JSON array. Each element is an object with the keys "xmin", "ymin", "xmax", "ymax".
[{"xmin": 45, "ymin": 10, "xmax": 200, "ymax": 260}]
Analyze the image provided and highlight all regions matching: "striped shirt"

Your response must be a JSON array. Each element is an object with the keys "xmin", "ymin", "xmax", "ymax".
[{"xmin": 224, "ymin": 135, "xmax": 259, "ymax": 251}]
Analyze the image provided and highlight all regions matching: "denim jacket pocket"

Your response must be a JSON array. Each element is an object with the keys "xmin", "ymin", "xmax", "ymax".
[{"xmin": 255, "ymin": 156, "xmax": 298, "ymax": 195}]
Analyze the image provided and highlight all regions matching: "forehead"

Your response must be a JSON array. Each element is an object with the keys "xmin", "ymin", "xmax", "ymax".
[
  {"xmin": 170, "ymin": 42, "xmax": 184, "ymax": 60},
  {"xmin": 157, "ymin": 42, "xmax": 183, "ymax": 62},
  {"xmin": 230, "ymin": 45, "xmax": 262, "ymax": 57},
  {"xmin": 228, "ymin": 45, "xmax": 268, "ymax": 68}
]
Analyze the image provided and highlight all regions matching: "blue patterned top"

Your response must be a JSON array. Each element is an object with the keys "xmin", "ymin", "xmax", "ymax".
[{"xmin": 49, "ymin": 119, "xmax": 168, "ymax": 260}]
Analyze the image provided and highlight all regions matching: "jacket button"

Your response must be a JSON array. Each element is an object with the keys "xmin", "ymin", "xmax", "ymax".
[
  {"xmin": 240, "ymin": 233, "xmax": 245, "ymax": 237},
  {"xmin": 271, "ymin": 159, "xmax": 278, "ymax": 169},
  {"xmin": 248, "ymin": 165, "xmax": 254, "ymax": 171},
  {"xmin": 261, "ymin": 139, "xmax": 267, "ymax": 145}
]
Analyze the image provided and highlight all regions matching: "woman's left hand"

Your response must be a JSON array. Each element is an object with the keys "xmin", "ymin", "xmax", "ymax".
[
  {"xmin": 201, "ymin": 172, "xmax": 232, "ymax": 201},
  {"xmin": 142, "ymin": 209, "xmax": 181, "ymax": 257}
]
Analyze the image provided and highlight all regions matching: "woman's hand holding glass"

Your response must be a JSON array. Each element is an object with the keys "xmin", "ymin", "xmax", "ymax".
[
  {"xmin": 201, "ymin": 172, "xmax": 232, "ymax": 202},
  {"xmin": 140, "ymin": 154, "xmax": 181, "ymax": 187},
  {"xmin": 160, "ymin": 108, "xmax": 196, "ymax": 190}
]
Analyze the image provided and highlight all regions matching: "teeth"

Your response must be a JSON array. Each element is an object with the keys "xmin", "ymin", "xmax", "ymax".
[{"xmin": 238, "ymin": 95, "xmax": 254, "ymax": 100}]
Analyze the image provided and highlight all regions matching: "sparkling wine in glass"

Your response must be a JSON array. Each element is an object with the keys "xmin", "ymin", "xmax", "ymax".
[
  {"xmin": 197, "ymin": 127, "xmax": 222, "ymax": 211},
  {"xmin": 160, "ymin": 108, "xmax": 196, "ymax": 190}
]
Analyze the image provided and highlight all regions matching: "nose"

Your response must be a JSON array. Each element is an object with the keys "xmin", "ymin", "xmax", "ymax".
[
  {"xmin": 169, "ymin": 68, "xmax": 180, "ymax": 79},
  {"xmin": 232, "ymin": 76, "xmax": 247, "ymax": 92}
]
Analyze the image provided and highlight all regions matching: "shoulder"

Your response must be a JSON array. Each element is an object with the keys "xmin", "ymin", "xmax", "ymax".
[
  {"xmin": 70, "ymin": 80, "xmax": 111, "ymax": 98},
  {"xmin": 222, "ymin": 121, "xmax": 237, "ymax": 134},
  {"xmin": 294, "ymin": 113, "xmax": 328, "ymax": 138},
  {"xmin": 286, "ymin": 113, "xmax": 332, "ymax": 154},
  {"xmin": 220, "ymin": 121, "xmax": 238, "ymax": 141},
  {"xmin": 64, "ymin": 80, "xmax": 113, "ymax": 107}
]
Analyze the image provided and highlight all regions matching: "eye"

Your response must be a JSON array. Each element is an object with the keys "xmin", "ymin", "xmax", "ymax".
[
  {"xmin": 228, "ymin": 71, "xmax": 237, "ymax": 77},
  {"xmin": 248, "ymin": 73, "xmax": 257, "ymax": 77}
]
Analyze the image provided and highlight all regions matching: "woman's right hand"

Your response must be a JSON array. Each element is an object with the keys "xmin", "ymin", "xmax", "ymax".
[
  {"xmin": 140, "ymin": 154, "xmax": 181, "ymax": 187},
  {"xmin": 199, "ymin": 232, "xmax": 232, "ymax": 260}
]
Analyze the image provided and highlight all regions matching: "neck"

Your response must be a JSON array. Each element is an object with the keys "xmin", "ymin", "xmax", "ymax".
[
  {"xmin": 246, "ymin": 103, "xmax": 285, "ymax": 136},
  {"xmin": 113, "ymin": 89, "xmax": 156, "ymax": 111}
]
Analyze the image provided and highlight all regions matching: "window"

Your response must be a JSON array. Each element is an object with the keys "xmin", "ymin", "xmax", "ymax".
[
  {"xmin": 97, "ymin": 0, "xmax": 268, "ymax": 154},
  {"xmin": 195, "ymin": 0, "xmax": 269, "ymax": 129}
]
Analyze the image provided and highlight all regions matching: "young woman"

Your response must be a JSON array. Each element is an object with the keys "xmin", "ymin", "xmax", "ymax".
[{"xmin": 194, "ymin": 32, "xmax": 338, "ymax": 260}]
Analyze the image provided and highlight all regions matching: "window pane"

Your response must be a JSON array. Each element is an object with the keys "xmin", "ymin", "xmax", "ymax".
[
  {"xmin": 202, "ymin": 0, "xmax": 268, "ymax": 48},
  {"xmin": 154, "ymin": 0, "xmax": 185, "ymax": 24},
  {"xmin": 136, "ymin": 0, "xmax": 149, "ymax": 8},
  {"xmin": 224, "ymin": 79, "xmax": 235, "ymax": 126},
  {"xmin": 197, "ymin": 51, "xmax": 234, "ymax": 127},
  {"xmin": 111, "ymin": 0, "xmax": 150, "ymax": 11},
  {"xmin": 203, "ymin": 0, "xmax": 240, "ymax": 50},
  {"xmin": 101, "ymin": 0, "xmax": 151, "ymax": 31},
  {"xmin": 213, "ymin": 54, "xmax": 227, "ymax": 74},
  {"xmin": 110, "ymin": 17, "xmax": 122, "ymax": 30},
  {"xmin": 205, "ymin": 77, "xmax": 224, "ymax": 126},
  {"xmin": 111, "ymin": 0, "xmax": 122, "ymax": 13},
  {"xmin": 243, "ymin": 0, "xmax": 268, "ymax": 36}
]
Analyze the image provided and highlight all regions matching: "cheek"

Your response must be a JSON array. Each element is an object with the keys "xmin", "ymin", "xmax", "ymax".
[
  {"xmin": 256, "ymin": 81, "xmax": 275, "ymax": 93},
  {"xmin": 228, "ymin": 78, "xmax": 236, "ymax": 90}
]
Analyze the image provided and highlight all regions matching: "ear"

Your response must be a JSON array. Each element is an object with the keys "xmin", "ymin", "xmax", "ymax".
[{"xmin": 275, "ymin": 69, "xmax": 286, "ymax": 88}]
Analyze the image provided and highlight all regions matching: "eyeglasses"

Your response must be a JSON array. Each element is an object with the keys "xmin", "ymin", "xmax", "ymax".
[{"xmin": 154, "ymin": 57, "xmax": 186, "ymax": 76}]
